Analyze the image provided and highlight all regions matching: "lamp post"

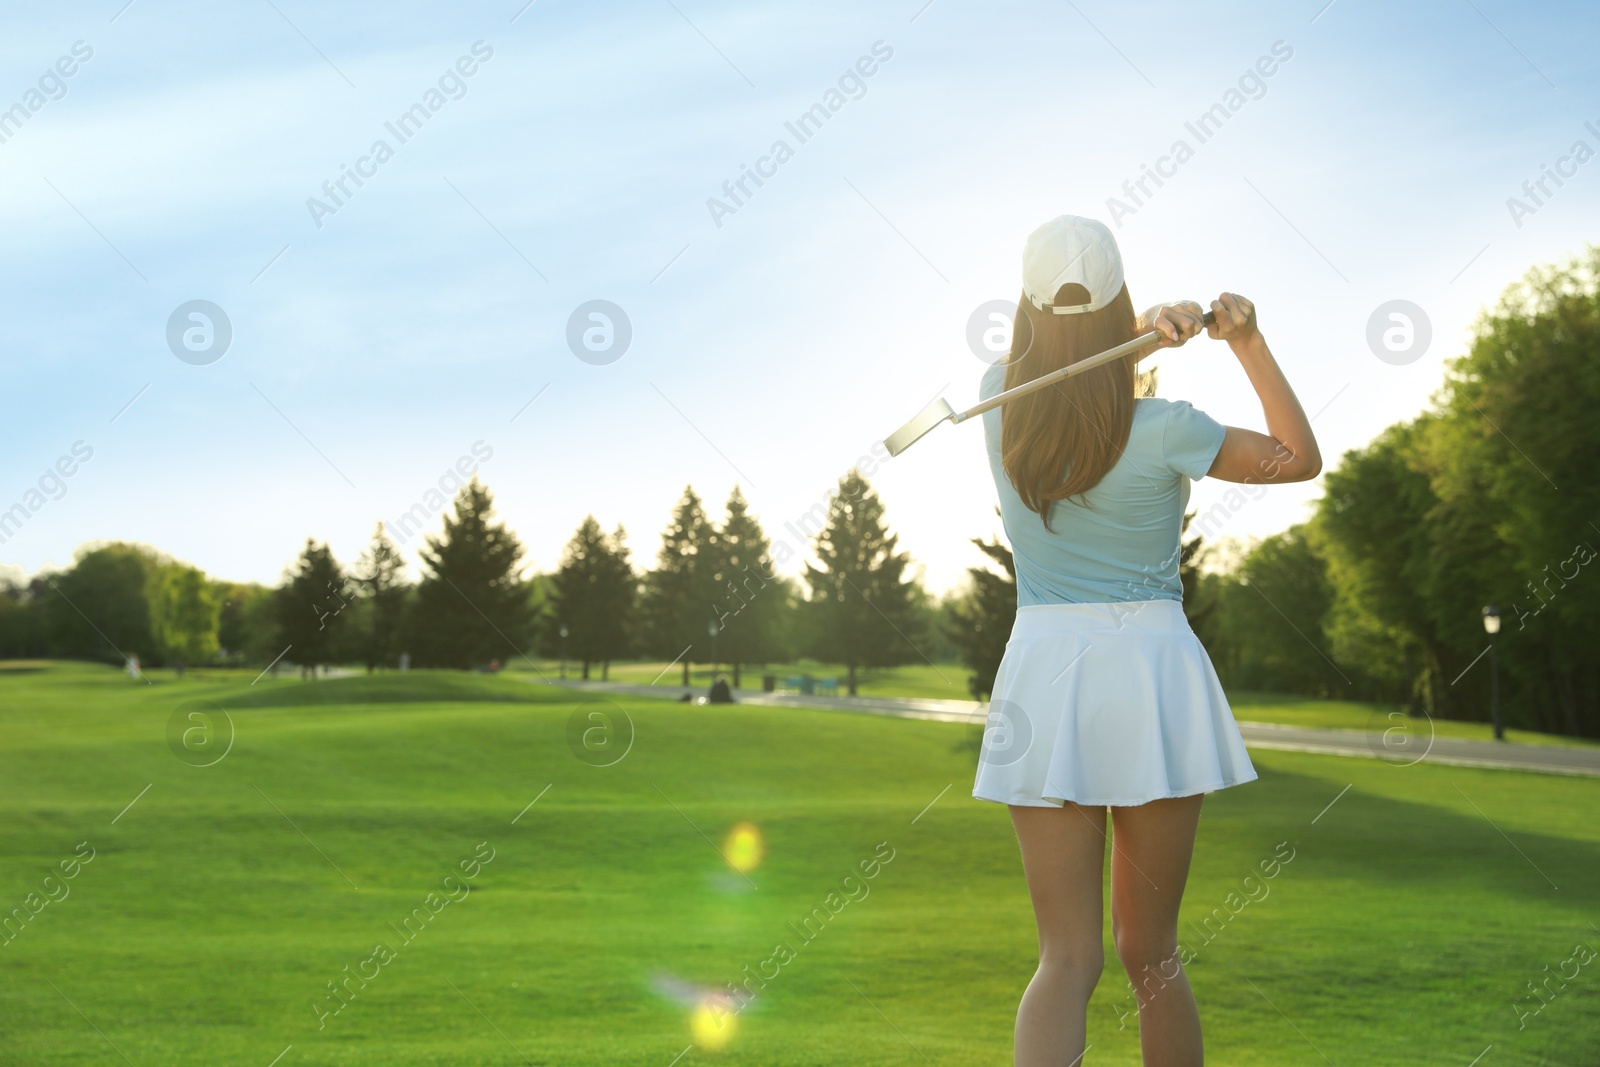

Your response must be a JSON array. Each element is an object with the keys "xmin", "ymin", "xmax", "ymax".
[
  {"xmin": 1481, "ymin": 606, "xmax": 1503, "ymax": 741},
  {"xmin": 559, "ymin": 623, "xmax": 569, "ymax": 681},
  {"xmin": 708, "ymin": 618, "xmax": 720, "ymax": 678}
]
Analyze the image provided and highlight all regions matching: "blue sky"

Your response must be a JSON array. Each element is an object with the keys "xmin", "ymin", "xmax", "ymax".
[{"xmin": 2, "ymin": 0, "xmax": 1596, "ymax": 593}]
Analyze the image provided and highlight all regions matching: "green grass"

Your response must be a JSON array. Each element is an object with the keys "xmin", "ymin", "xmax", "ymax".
[
  {"xmin": 1, "ymin": 662, "xmax": 1596, "ymax": 1064},
  {"xmin": 1228, "ymin": 691, "xmax": 1600, "ymax": 749}
]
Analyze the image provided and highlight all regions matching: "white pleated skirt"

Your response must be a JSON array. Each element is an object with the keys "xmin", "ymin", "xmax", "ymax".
[{"xmin": 972, "ymin": 600, "xmax": 1257, "ymax": 808}]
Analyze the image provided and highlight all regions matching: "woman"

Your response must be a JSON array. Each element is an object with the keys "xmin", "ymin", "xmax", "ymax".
[{"xmin": 971, "ymin": 215, "xmax": 1321, "ymax": 1066}]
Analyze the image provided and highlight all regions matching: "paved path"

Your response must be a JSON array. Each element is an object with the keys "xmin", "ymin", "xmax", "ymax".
[
  {"xmin": 545, "ymin": 679, "xmax": 1600, "ymax": 778},
  {"xmin": 1231, "ymin": 720, "xmax": 1600, "ymax": 777}
]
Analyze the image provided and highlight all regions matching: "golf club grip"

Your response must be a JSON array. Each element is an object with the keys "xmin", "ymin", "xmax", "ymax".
[{"xmin": 952, "ymin": 309, "xmax": 1218, "ymax": 424}]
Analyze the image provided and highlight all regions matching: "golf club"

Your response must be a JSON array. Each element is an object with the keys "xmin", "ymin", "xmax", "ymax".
[{"xmin": 884, "ymin": 309, "xmax": 1218, "ymax": 457}]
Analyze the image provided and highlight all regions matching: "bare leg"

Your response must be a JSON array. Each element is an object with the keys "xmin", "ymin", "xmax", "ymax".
[
  {"xmin": 1109, "ymin": 794, "xmax": 1205, "ymax": 1066},
  {"xmin": 1009, "ymin": 803, "xmax": 1108, "ymax": 1066}
]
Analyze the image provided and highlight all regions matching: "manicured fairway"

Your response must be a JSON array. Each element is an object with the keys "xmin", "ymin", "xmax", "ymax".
[{"xmin": 1, "ymin": 663, "xmax": 1595, "ymax": 1065}]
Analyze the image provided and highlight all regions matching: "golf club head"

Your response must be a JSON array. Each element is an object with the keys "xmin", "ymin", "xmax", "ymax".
[{"xmin": 885, "ymin": 398, "xmax": 955, "ymax": 457}]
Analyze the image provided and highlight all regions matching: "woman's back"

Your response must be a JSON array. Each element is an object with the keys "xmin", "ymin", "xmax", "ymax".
[
  {"xmin": 968, "ymin": 214, "xmax": 1321, "ymax": 1067},
  {"xmin": 980, "ymin": 362, "xmax": 1225, "ymax": 607}
]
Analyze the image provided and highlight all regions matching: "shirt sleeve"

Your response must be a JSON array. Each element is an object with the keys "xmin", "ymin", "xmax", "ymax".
[{"xmin": 1162, "ymin": 399, "xmax": 1227, "ymax": 479}]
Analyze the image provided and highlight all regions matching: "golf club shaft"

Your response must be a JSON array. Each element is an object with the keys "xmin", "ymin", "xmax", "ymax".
[{"xmin": 950, "ymin": 310, "xmax": 1216, "ymax": 424}]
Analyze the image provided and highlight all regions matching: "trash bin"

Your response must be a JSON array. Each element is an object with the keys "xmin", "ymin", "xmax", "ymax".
[{"xmin": 762, "ymin": 674, "xmax": 776, "ymax": 692}]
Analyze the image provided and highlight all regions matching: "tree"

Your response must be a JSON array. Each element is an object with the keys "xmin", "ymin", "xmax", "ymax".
[
  {"xmin": 149, "ymin": 564, "xmax": 220, "ymax": 676},
  {"xmin": 42, "ymin": 543, "xmax": 158, "ymax": 664},
  {"xmin": 706, "ymin": 487, "xmax": 782, "ymax": 687},
  {"xmin": 549, "ymin": 516, "xmax": 635, "ymax": 680},
  {"xmin": 803, "ymin": 470, "xmax": 925, "ymax": 696},
  {"xmin": 945, "ymin": 532, "xmax": 1016, "ymax": 699},
  {"xmin": 639, "ymin": 487, "xmax": 716, "ymax": 686},
  {"xmin": 1208, "ymin": 526, "xmax": 1342, "ymax": 696},
  {"xmin": 1314, "ymin": 422, "xmax": 1448, "ymax": 712},
  {"xmin": 354, "ymin": 523, "xmax": 409, "ymax": 672},
  {"xmin": 411, "ymin": 479, "xmax": 532, "ymax": 669},
  {"xmin": 0, "ymin": 578, "xmax": 34, "ymax": 660},
  {"xmin": 215, "ymin": 582, "xmax": 275, "ymax": 664},
  {"xmin": 1418, "ymin": 247, "xmax": 1600, "ymax": 735},
  {"xmin": 272, "ymin": 540, "xmax": 349, "ymax": 677},
  {"xmin": 1207, "ymin": 248, "xmax": 1600, "ymax": 737}
]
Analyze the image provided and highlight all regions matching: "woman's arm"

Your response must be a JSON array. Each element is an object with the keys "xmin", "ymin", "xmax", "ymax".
[{"xmin": 1203, "ymin": 292, "xmax": 1321, "ymax": 484}]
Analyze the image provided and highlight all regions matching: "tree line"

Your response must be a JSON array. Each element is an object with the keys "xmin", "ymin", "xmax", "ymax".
[
  {"xmin": 0, "ymin": 471, "xmax": 962, "ymax": 696},
  {"xmin": 1195, "ymin": 250, "xmax": 1600, "ymax": 738},
  {"xmin": 5, "ymin": 249, "xmax": 1593, "ymax": 736}
]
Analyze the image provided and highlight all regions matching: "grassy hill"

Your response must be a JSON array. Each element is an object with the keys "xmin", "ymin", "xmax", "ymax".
[{"xmin": 0, "ymin": 663, "xmax": 1594, "ymax": 1064}]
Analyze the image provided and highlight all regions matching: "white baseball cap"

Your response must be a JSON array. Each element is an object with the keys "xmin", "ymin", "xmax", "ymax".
[{"xmin": 1021, "ymin": 215, "xmax": 1125, "ymax": 315}]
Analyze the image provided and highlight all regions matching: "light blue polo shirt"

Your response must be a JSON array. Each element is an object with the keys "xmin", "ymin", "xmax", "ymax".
[{"xmin": 981, "ymin": 363, "xmax": 1227, "ymax": 607}]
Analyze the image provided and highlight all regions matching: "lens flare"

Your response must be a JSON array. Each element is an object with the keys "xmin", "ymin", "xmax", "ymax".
[
  {"xmin": 723, "ymin": 822, "xmax": 763, "ymax": 873},
  {"xmin": 691, "ymin": 997, "xmax": 736, "ymax": 1049}
]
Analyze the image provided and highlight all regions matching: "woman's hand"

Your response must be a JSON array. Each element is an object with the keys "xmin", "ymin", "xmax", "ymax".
[
  {"xmin": 1140, "ymin": 300, "xmax": 1208, "ymax": 348},
  {"xmin": 1202, "ymin": 292, "xmax": 1321, "ymax": 484},
  {"xmin": 1206, "ymin": 292, "xmax": 1260, "ymax": 345}
]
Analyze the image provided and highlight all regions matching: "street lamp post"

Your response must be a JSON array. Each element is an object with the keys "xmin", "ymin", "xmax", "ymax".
[
  {"xmin": 559, "ymin": 623, "xmax": 569, "ymax": 681},
  {"xmin": 708, "ymin": 618, "xmax": 720, "ymax": 677},
  {"xmin": 1481, "ymin": 606, "xmax": 1503, "ymax": 741}
]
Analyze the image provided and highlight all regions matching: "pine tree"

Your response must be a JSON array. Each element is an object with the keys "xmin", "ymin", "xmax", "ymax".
[
  {"xmin": 598, "ymin": 525, "xmax": 635, "ymax": 680},
  {"xmin": 272, "ymin": 540, "xmax": 348, "ymax": 677},
  {"xmin": 640, "ymin": 487, "xmax": 716, "ymax": 687},
  {"xmin": 945, "ymin": 532, "xmax": 1016, "ymax": 699},
  {"xmin": 550, "ymin": 516, "xmax": 636, "ymax": 680},
  {"xmin": 355, "ymin": 522, "xmax": 409, "ymax": 672},
  {"xmin": 411, "ymin": 479, "xmax": 532, "ymax": 669},
  {"xmin": 803, "ymin": 470, "xmax": 924, "ymax": 696},
  {"xmin": 707, "ymin": 487, "xmax": 781, "ymax": 688}
]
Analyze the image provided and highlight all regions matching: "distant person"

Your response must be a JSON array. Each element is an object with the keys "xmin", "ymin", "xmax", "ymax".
[
  {"xmin": 707, "ymin": 675, "xmax": 734, "ymax": 704},
  {"xmin": 970, "ymin": 216, "xmax": 1321, "ymax": 1065},
  {"xmin": 125, "ymin": 654, "xmax": 140, "ymax": 680}
]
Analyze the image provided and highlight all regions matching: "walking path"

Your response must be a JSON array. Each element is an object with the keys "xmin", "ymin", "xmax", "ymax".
[{"xmin": 545, "ymin": 679, "xmax": 1600, "ymax": 779}]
